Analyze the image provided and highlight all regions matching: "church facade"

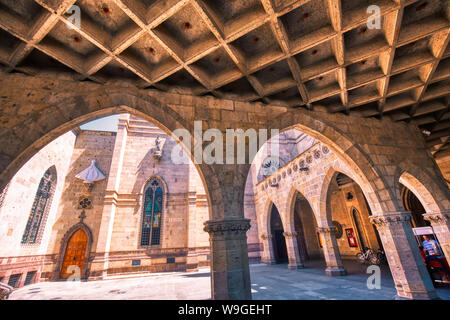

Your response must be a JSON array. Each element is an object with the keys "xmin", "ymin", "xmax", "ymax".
[{"xmin": 0, "ymin": 114, "xmax": 261, "ymax": 287}]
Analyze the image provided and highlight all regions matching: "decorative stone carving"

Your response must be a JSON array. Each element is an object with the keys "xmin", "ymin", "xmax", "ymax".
[
  {"xmin": 299, "ymin": 159, "xmax": 305, "ymax": 168},
  {"xmin": 423, "ymin": 211, "xmax": 450, "ymax": 225},
  {"xmin": 204, "ymin": 219, "xmax": 251, "ymax": 237},
  {"xmin": 313, "ymin": 149, "xmax": 321, "ymax": 159},
  {"xmin": 317, "ymin": 226, "xmax": 337, "ymax": 233},
  {"xmin": 283, "ymin": 231, "xmax": 298, "ymax": 238},
  {"xmin": 78, "ymin": 196, "xmax": 92, "ymax": 209},
  {"xmin": 260, "ymin": 233, "xmax": 273, "ymax": 240},
  {"xmin": 369, "ymin": 211, "xmax": 412, "ymax": 226}
]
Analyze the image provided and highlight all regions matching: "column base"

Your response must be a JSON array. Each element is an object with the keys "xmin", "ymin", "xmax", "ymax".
[
  {"xmin": 394, "ymin": 293, "xmax": 440, "ymax": 300},
  {"xmin": 325, "ymin": 267, "xmax": 347, "ymax": 276},
  {"xmin": 394, "ymin": 287, "xmax": 440, "ymax": 300},
  {"xmin": 288, "ymin": 263, "xmax": 304, "ymax": 270}
]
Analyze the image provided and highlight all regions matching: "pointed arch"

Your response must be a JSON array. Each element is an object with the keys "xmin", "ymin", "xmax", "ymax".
[
  {"xmin": 285, "ymin": 186, "xmax": 317, "ymax": 231},
  {"xmin": 259, "ymin": 195, "xmax": 288, "ymax": 236},
  {"xmin": 21, "ymin": 165, "xmax": 57, "ymax": 245},
  {"xmin": 396, "ymin": 163, "xmax": 450, "ymax": 213},
  {"xmin": 319, "ymin": 166, "xmax": 383, "ymax": 227},
  {"xmin": 55, "ymin": 222, "xmax": 94, "ymax": 280},
  {"xmin": 267, "ymin": 110, "xmax": 398, "ymax": 215}
]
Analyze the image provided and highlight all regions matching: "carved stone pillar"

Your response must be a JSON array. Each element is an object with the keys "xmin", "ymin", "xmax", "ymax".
[
  {"xmin": 260, "ymin": 232, "xmax": 276, "ymax": 265},
  {"xmin": 204, "ymin": 218, "xmax": 252, "ymax": 300},
  {"xmin": 423, "ymin": 211, "xmax": 450, "ymax": 262},
  {"xmin": 370, "ymin": 211, "xmax": 437, "ymax": 299},
  {"xmin": 283, "ymin": 231, "xmax": 304, "ymax": 269},
  {"xmin": 317, "ymin": 226, "xmax": 346, "ymax": 276}
]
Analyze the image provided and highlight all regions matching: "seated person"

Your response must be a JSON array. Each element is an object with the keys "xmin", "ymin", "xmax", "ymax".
[
  {"xmin": 421, "ymin": 236, "xmax": 450, "ymax": 278},
  {"xmin": 422, "ymin": 235, "xmax": 440, "ymax": 256}
]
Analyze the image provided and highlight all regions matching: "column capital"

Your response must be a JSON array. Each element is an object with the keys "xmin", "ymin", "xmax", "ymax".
[
  {"xmin": 204, "ymin": 218, "xmax": 251, "ymax": 236},
  {"xmin": 283, "ymin": 231, "xmax": 298, "ymax": 238},
  {"xmin": 260, "ymin": 232, "xmax": 273, "ymax": 240},
  {"xmin": 317, "ymin": 226, "xmax": 336, "ymax": 233},
  {"xmin": 423, "ymin": 211, "xmax": 450, "ymax": 224},
  {"xmin": 369, "ymin": 211, "xmax": 412, "ymax": 226}
]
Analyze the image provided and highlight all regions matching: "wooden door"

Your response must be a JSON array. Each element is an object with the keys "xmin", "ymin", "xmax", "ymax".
[{"xmin": 60, "ymin": 229, "xmax": 87, "ymax": 279}]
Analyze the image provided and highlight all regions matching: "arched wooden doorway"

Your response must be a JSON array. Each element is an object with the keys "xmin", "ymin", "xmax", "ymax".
[
  {"xmin": 270, "ymin": 204, "xmax": 288, "ymax": 263},
  {"xmin": 60, "ymin": 228, "xmax": 88, "ymax": 280}
]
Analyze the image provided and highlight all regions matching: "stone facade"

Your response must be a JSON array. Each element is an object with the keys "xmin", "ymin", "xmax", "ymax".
[{"xmin": 0, "ymin": 131, "xmax": 76, "ymax": 287}]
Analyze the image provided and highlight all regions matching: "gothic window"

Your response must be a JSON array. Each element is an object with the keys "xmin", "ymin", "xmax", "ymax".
[
  {"xmin": 21, "ymin": 167, "xmax": 56, "ymax": 244},
  {"xmin": 141, "ymin": 178, "xmax": 164, "ymax": 246}
]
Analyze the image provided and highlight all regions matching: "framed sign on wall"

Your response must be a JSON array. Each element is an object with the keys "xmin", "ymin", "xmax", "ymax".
[{"xmin": 345, "ymin": 228, "xmax": 358, "ymax": 247}]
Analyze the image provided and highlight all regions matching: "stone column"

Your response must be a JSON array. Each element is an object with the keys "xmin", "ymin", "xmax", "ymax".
[
  {"xmin": 186, "ymin": 191, "xmax": 199, "ymax": 272},
  {"xmin": 260, "ymin": 232, "xmax": 276, "ymax": 265},
  {"xmin": 318, "ymin": 226, "xmax": 347, "ymax": 276},
  {"xmin": 283, "ymin": 231, "xmax": 304, "ymax": 269},
  {"xmin": 204, "ymin": 218, "xmax": 252, "ymax": 300},
  {"xmin": 423, "ymin": 211, "xmax": 450, "ymax": 262},
  {"xmin": 370, "ymin": 211, "xmax": 437, "ymax": 299}
]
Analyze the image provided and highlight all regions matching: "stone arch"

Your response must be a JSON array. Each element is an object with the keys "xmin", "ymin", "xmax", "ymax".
[
  {"xmin": 285, "ymin": 186, "xmax": 317, "ymax": 231},
  {"xmin": 319, "ymin": 166, "xmax": 384, "ymax": 228},
  {"xmin": 54, "ymin": 221, "xmax": 94, "ymax": 281},
  {"xmin": 0, "ymin": 91, "xmax": 219, "ymax": 220},
  {"xmin": 259, "ymin": 197, "xmax": 287, "ymax": 235},
  {"xmin": 267, "ymin": 109, "xmax": 396, "ymax": 215},
  {"xmin": 394, "ymin": 162, "xmax": 450, "ymax": 214}
]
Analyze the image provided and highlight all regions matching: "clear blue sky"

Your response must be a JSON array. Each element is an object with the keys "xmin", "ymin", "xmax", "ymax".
[{"xmin": 79, "ymin": 114, "xmax": 121, "ymax": 132}]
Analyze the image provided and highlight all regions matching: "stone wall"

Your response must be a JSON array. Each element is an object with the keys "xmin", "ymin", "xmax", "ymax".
[
  {"xmin": 0, "ymin": 131, "xmax": 76, "ymax": 286},
  {"xmin": 40, "ymin": 130, "xmax": 116, "ymax": 280},
  {"xmin": 435, "ymin": 153, "xmax": 450, "ymax": 187}
]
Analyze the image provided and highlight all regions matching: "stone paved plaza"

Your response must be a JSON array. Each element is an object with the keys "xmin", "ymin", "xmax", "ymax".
[{"xmin": 8, "ymin": 262, "xmax": 450, "ymax": 300}]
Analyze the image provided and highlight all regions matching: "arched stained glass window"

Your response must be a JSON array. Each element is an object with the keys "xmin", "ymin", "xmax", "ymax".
[
  {"xmin": 141, "ymin": 178, "xmax": 164, "ymax": 246},
  {"xmin": 22, "ymin": 167, "xmax": 56, "ymax": 244}
]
